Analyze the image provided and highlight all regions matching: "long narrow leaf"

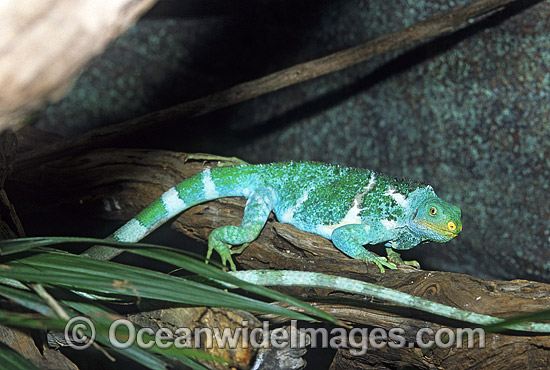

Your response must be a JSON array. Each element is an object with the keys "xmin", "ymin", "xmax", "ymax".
[
  {"xmin": 67, "ymin": 301, "xmax": 214, "ymax": 370},
  {"xmin": 1, "ymin": 251, "xmax": 315, "ymax": 321},
  {"xmin": 0, "ymin": 342, "xmax": 42, "ymax": 370},
  {"xmin": 129, "ymin": 248, "xmax": 337, "ymax": 323},
  {"xmin": 0, "ymin": 283, "xmax": 55, "ymax": 316},
  {"xmin": 0, "ymin": 310, "xmax": 66, "ymax": 331},
  {"xmin": 0, "ymin": 284, "xmax": 209, "ymax": 370},
  {"xmin": 482, "ymin": 309, "xmax": 550, "ymax": 332},
  {"xmin": 0, "ymin": 237, "xmax": 206, "ymax": 259},
  {"xmin": 0, "ymin": 237, "xmax": 336, "ymax": 323}
]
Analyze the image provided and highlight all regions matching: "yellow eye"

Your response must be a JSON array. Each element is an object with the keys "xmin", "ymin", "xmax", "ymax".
[
  {"xmin": 447, "ymin": 221, "xmax": 456, "ymax": 231},
  {"xmin": 429, "ymin": 207, "xmax": 437, "ymax": 216}
]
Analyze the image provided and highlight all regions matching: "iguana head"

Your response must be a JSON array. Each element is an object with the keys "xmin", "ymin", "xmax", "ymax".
[{"xmin": 407, "ymin": 187, "xmax": 462, "ymax": 242}]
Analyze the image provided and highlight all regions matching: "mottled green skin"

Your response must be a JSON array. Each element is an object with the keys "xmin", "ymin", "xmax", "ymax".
[
  {"xmin": 259, "ymin": 162, "xmax": 423, "ymax": 229},
  {"xmin": 109, "ymin": 161, "xmax": 462, "ymax": 272}
]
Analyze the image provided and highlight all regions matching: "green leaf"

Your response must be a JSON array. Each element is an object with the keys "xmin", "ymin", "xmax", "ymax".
[
  {"xmin": 0, "ymin": 283, "xmax": 54, "ymax": 317},
  {"xmin": 0, "ymin": 284, "xmax": 212, "ymax": 370},
  {"xmin": 129, "ymin": 248, "xmax": 336, "ymax": 323},
  {"xmin": 0, "ymin": 237, "xmax": 336, "ymax": 322},
  {"xmin": 0, "ymin": 310, "xmax": 66, "ymax": 331},
  {"xmin": 0, "ymin": 236, "xmax": 337, "ymax": 369},
  {"xmin": 482, "ymin": 309, "xmax": 550, "ymax": 332},
  {"xmin": 0, "ymin": 342, "xmax": 42, "ymax": 370},
  {"xmin": 1, "ymin": 250, "xmax": 315, "ymax": 321},
  {"xmin": 0, "ymin": 236, "xmax": 167, "ymax": 256},
  {"xmin": 66, "ymin": 300, "xmax": 214, "ymax": 370}
]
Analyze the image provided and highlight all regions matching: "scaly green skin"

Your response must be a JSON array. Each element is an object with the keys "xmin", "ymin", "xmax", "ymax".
[{"xmin": 84, "ymin": 161, "xmax": 462, "ymax": 272}]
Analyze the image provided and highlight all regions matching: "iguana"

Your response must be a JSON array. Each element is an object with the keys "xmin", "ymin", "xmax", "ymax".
[{"xmin": 83, "ymin": 161, "xmax": 462, "ymax": 272}]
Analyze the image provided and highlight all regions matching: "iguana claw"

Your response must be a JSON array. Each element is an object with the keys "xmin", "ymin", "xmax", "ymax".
[
  {"xmin": 207, "ymin": 236, "xmax": 250, "ymax": 271},
  {"xmin": 385, "ymin": 247, "xmax": 421, "ymax": 269},
  {"xmin": 368, "ymin": 256, "xmax": 398, "ymax": 273}
]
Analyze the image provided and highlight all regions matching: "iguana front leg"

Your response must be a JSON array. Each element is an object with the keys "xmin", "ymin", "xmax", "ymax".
[
  {"xmin": 385, "ymin": 231, "xmax": 422, "ymax": 268},
  {"xmin": 207, "ymin": 187, "xmax": 275, "ymax": 270},
  {"xmin": 385, "ymin": 248, "xmax": 420, "ymax": 269},
  {"xmin": 331, "ymin": 224, "xmax": 397, "ymax": 273}
]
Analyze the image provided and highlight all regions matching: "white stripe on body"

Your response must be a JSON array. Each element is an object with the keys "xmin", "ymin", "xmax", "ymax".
[
  {"xmin": 380, "ymin": 219, "xmax": 398, "ymax": 230},
  {"xmin": 315, "ymin": 174, "xmax": 377, "ymax": 238},
  {"xmin": 279, "ymin": 189, "xmax": 311, "ymax": 224},
  {"xmin": 384, "ymin": 187, "xmax": 408, "ymax": 207}
]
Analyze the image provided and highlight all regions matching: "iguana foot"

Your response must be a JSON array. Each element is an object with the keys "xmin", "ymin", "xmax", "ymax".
[
  {"xmin": 207, "ymin": 237, "xmax": 251, "ymax": 271},
  {"xmin": 366, "ymin": 255, "xmax": 398, "ymax": 273},
  {"xmin": 207, "ymin": 239, "xmax": 236, "ymax": 271},
  {"xmin": 385, "ymin": 248, "xmax": 421, "ymax": 269}
]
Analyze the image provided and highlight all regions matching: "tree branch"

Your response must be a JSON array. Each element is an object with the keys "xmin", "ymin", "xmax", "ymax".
[{"xmin": 14, "ymin": 0, "xmax": 522, "ymax": 171}]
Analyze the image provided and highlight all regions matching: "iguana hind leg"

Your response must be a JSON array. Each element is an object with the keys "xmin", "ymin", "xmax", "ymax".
[{"xmin": 207, "ymin": 187, "xmax": 274, "ymax": 270}]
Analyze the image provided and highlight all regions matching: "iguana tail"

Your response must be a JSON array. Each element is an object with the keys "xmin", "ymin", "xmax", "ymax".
[{"xmin": 83, "ymin": 165, "xmax": 256, "ymax": 260}]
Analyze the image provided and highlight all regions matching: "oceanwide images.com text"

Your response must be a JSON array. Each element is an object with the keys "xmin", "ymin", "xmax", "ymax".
[{"xmin": 64, "ymin": 317, "xmax": 485, "ymax": 356}]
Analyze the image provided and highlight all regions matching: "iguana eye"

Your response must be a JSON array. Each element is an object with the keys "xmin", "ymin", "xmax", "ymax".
[
  {"xmin": 447, "ymin": 221, "xmax": 456, "ymax": 231},
  {"xmin": 429, "ymin": 207, "xmax": 437, "ymax": 216}
]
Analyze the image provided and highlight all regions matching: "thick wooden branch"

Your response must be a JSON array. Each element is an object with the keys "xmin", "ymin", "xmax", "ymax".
[
  {"xmin": 8, "ymin": 148, "xmax": 550, "ymax": 368},
  {"xmin": 13, "ymin": 0, "xmax": 523, "ymax": 170}
]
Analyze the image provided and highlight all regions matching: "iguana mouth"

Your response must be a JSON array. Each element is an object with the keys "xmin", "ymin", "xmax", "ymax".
[{"xmin": 415, "ymin": 221, "xmax": 461, "ymax": 238}]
